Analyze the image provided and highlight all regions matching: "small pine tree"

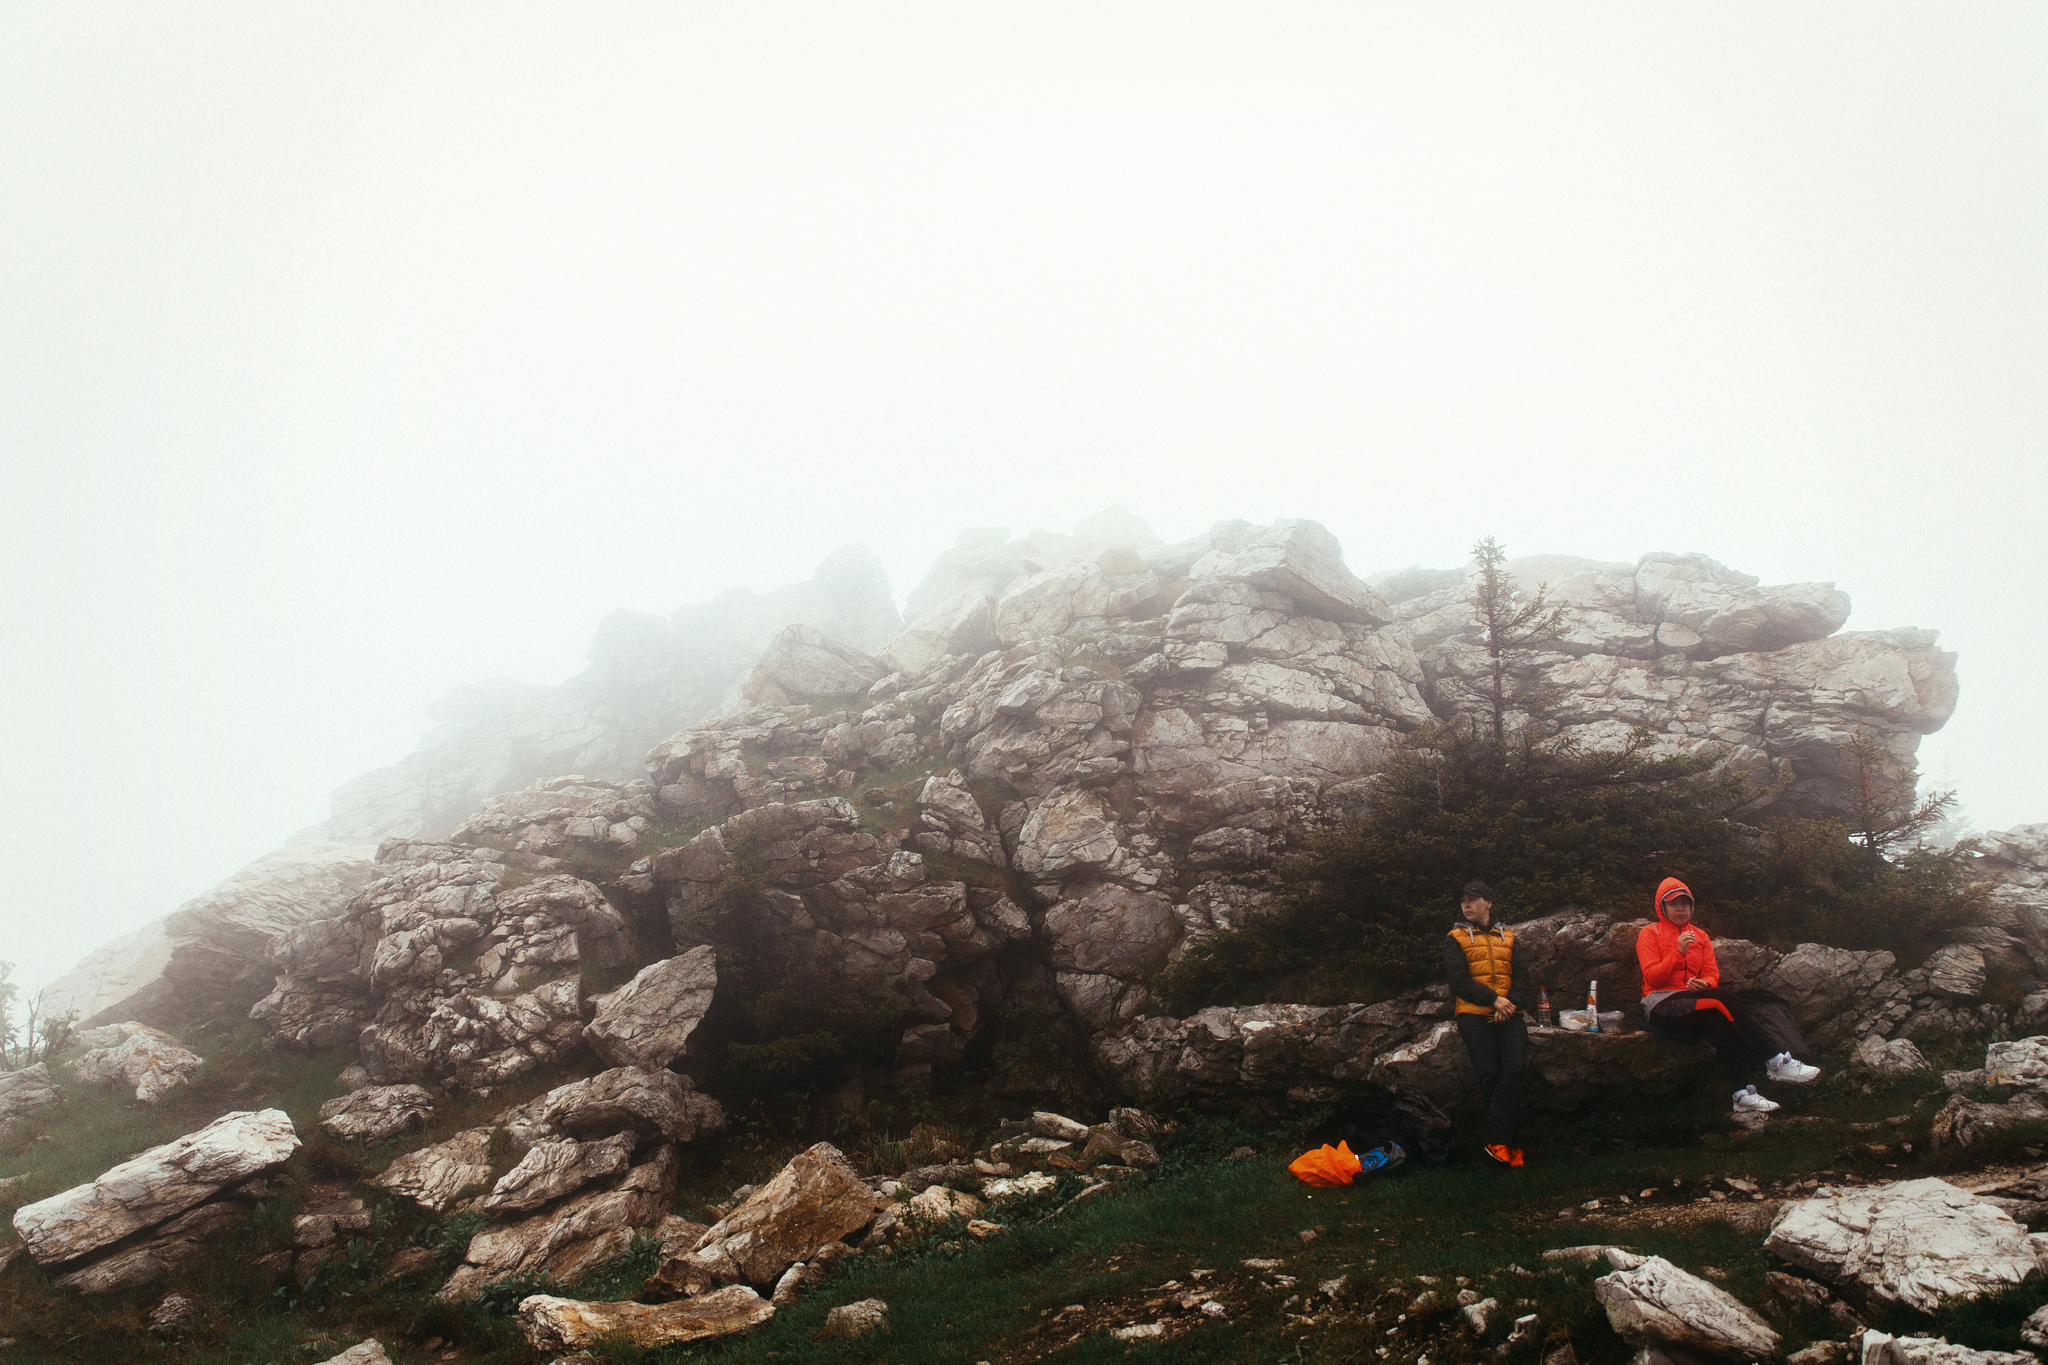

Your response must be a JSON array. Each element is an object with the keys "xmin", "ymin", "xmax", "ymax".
[
  {"xmin": 1842, "ymin": 731, "xmax": 1957, "ymax": 855},
  {"xmin": 1469, "ymin": 537, "xmax": 1569, "ymax": 742}
]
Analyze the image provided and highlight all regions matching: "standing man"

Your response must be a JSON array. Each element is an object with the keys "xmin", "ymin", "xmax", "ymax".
[{"xmin": 1444, "ymin": 880, "xmax": 1531, "ymax": 1167}]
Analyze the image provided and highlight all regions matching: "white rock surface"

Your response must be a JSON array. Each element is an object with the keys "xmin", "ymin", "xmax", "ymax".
[
  {"xmin": 0, "ymin": 1062, "xmax": 64, "ymax": 1139},
  {"xmin": 1854, "ymin": 1035, "xmax": 1932, "ymax": 1077},
  {"xmin": 1765, "ymin": 1178, "xmax": 2043, "ymax": 1313},
  {"xmin": 317, "ymin": 1084, "xmax": 435, "ymax": 1142},
  {"xmin": 518, "ymin": 1285, "xmax": 774, "ymax": 1352},
  {"xmin": 374, "ymin": 1126, "xmax": 495, "ymax": 1211},
  {"xmin": 1592, "ymin": 1255, "xmax": 1781, "ymax": 1362},
  {"xmin": 656, "ymin": 1142, "xmax": 881, "ymax": 1294},
  {"xmin": 584, "ymin": 946, "xmax": 717, "ymax": 1071},
  {"xmin": 12, "ymin": 1109, "xmax": 300, "ymax": 1265},
  {"xmin": 825, "ymin": 1298, "xmax": 889, "ymax": 1339},
  {"xmin": 1862, "ymin": 1331, "xmax": 2038, "ymax": 1365},
  {"xmin": 311, "ymin": 1342, "xmax": 392, "ymax": 1365}
]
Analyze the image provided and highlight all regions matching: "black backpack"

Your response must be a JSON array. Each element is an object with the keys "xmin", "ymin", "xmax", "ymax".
[{"xmin": 1393, "ymin": 1094, "xmax": 1456, "ymax": 1165}]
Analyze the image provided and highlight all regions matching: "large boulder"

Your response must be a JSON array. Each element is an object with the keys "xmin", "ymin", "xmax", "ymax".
[
  {"xmin": 536, "ymin": 1066, "xmax": 724, "ymax": 1145},
  {"xmin": 1592, "ymin": 1255, "xmax": 1781, "ymax": 1363},
  {"xmin": 1861, "ymin": 1332, "xmax": 2039, "ymax": 1365},
  {"xmin": 518, "ymin": 1286, "xmax": 775, "ymax": 1352},
  {"xmin": 1188, "ymin": 520, "xmax": 1390, "ymax": 626},
  {"xmin": 317, "ymin": 1084, "xmax": 436, "ymax": 1142},
  {"xmin": 52, "ymin": 1198, "xmax": 253, "ymax": 1294},
  {"xmin": 68, "ymin": 1024, "xmax": 205, "ymax": 1105},
  {"xmin": 478, "ymin": 1134, "xmax": 638, "ymax": 1214},
  {"xmin": 654, "ymin": 1142, "xmax": 881, "ymax": 1295},
  {"xmin": 12, "ymin": 1109, "xmax": 299, "ymax": 1266},
  {"xmin": 742, "ymin": 625, "xmax": 884, "ymax": 707},
  {"xmin": 585, "ymin": 946, "xmax": 718, "ymax": 1072},
  {"xmin": 1765, "ymin": 1178, "xmax": 2043, "ymax": 1313},
  {"xmin": 374, "ymin": 1127, "xmax": 495, "ymax": 1212}
]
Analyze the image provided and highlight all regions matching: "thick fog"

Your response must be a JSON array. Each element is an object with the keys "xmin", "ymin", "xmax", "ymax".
[{"xmin": 2, "ymin": 5, "xmax": 2043, "ymax": 999}]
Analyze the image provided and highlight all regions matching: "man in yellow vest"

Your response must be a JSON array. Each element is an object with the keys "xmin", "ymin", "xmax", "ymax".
[{"xmin": 1442, "ymin": 880, "xmax": 1531, "ymax": 1167}]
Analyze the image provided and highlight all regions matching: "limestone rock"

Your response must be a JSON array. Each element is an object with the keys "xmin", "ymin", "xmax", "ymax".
[
  {"xmin": 2021, "ymin": 1303, "xmax": 2048, "ymax": 1350},
  {"xmin": 0, "ymin": 1063, "xmax": 64, "ymax": 1139},
  {"xmin": 1592, "ymin": 1255, "xmax": 1781, "ymax": 1362},
  {"xmin": 374, "ymin": 1126, "xmax": 495, "ymax": 1211},
  {"xmin": 12, "ymin": 1109, "xmax": 298, "ymax": 1266},
  {"xmin": 744, "ymin": 624, "xmax": 883, "ymax": 707},
  {"xmin": 879, "ymin": 587, "xmax": 999, "ymax": 676},
  {"xmin": 1986, "ymin": 1037, "xmax": 2048, "ymax": 1096},
  {"xmin": 1925, "ymin": 946, "xmax": 1988, "ymax": 1001},
  {"xmin": 655, "ymin": 1142, "xmax": 880, "ymax": 1294},
  {"xmin": 52, "ymin": 1198, "xmax": 251, "ymax": 1294},
  {"xmin": 825, "ymin": 1298, "xmax": 889, "ymax": 1339},
  {"xmin": 517, "ymin": 1286, "xmax": 775, "ymax": 1353},
  {"xmin": 994, "ymin": 546, "xmax": 1165, "ymax": 646},
  {"xmin": 148, "ymin": 1291, "xmax": 204, "ymax": 1336},
  {"xmin": 1189, "ymin": 520, "xmax": 1390, "ymax": 626},
  {"xmin": 318, "ymin": 1084, "xmax": 435, "ymax": 1142},
  {"xmin": 1927, "ymin": 1092, "xmax": 2048, "ymax": 1159},
  {"xmin": 585, "ymin": 946, "xmax": 717, "ymax": 1071},
  {"xmin": 1861, "ymin": 1332, "xmax": 2038, "ymax": 1365},
  {"xmin": 43, "ymin": 843, "xmax": 378, "ymax": 1028},
  {"xmin": 537, "ymin": 1066, "xmax": 724, "ymax": 1144},
  {"xmin": 68, "ymin": 1024, "xmax": 204, "ymax": 1104},
  {"xmin": 1853, "ymin": 1036, "xmax": 1931, "ymax": 1078},
  {"xmin": 1765, "ymin": 1177, "xmax": 2043, "ymax": 1313},
  {"xmin": 311, "ymin": 1343, "xmax": 392, "ymax": 1365},
  {"xmin": 479, "ymin": 1133, "xmax": 638, "ymax": 1214},
  {"xmin": 439, "ymin": 1146, "xmax": 678, "ymax": 1299}
]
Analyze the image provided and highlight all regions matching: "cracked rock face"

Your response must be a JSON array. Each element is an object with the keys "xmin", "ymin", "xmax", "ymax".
[
  {"xmin": 250, "ymin": 841, "xmax": 634, "ymax": 1091},
  {"xmin": 13, "ymin": 1109, "xmax": 299, "ymax": 1268},
  {"xmin": 53, "ymin": 1198, "xmax": 253, "ymax": 1295},
  {"xmin": 1765, "ymin": 1177, "xmax": 2043, "ymax": 1313},
  {"xmin": 317, "ymin": 1084, "xmax": 436, "ymax": 1142},
  {"xmin": 0, "ymin": 1063, "xmax": 64, "ymax": 1140},
  {"xmin": 1862, "ymin": 1332, "xmax": 2040, "ymax": 1365},
  {"xmin": 655, "ymin": 1142, "xmax": 881, "ymax": 1295},
  {"xmin": 536, "ymin": 1065, "xmax": 725, "ymax": 1145},
  {"xmin": 439, "ymin": 1145, "xmax": 678, "ymax": 1299},
  {"xmin": 585, "ymin": 945, "xmax": 718, "ymax": 1072},
  {"xmin": 478, "ymin": 1133, "xmax": 638, "ymax": 1214},
  {"xmin": 1592, "ymin": 1255, "xmax": 1781, "ymax": 1363},
  {"xmin": 374, "ymin": 1126, "xmax": 496, "ymax": 1212}
]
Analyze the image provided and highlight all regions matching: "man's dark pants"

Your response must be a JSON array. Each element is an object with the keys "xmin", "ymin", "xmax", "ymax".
[{"xmin": 1455, "ymin": 1012, "xmax": 1528, "ymax": 1146}]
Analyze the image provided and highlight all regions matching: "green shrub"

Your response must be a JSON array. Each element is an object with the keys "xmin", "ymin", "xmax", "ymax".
[{"xmin": 1155, "ymin": 722, "xmax": 1987, "ymax": 1012}]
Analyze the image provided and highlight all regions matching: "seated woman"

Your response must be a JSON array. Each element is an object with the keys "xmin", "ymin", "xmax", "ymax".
[{"xmin": 1638, "ymin": 877, "xmax": 1821, "ymax": 1114}]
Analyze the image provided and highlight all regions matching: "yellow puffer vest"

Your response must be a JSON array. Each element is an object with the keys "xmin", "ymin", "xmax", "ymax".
[{"xmin": 1448, "ymin": 923, "xmax": 1515, "ymax": 1016}]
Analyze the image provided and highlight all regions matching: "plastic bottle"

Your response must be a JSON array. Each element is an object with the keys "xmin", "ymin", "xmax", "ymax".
[
  {"xmin": 1586, "ymin": 980, "xmax": 1601, "ymax": 1033},
  {"xmin": 1537, "ymin": 987, "xmax": 1552, "ymax": 1028}
]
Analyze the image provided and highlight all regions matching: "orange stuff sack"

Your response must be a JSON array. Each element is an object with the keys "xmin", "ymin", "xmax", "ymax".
[{"xmin": 1289, "ymin": 1140, "xmax": 1364, "ymax": 1187}]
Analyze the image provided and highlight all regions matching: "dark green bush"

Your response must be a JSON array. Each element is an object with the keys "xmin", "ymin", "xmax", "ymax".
[{"xmin": 1155, "ymin": 722, "xmax": 1986, "ymax": 1012}]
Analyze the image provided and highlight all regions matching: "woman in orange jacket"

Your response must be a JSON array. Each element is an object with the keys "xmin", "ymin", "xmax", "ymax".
[{"xmin": 1638, "ymin": 877, "xmax": 1821, "ymax": 1114}]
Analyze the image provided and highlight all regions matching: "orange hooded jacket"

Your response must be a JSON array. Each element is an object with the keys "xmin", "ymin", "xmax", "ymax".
[{"xmin": 1636, "ymin": 877, "xmax": 1723, "ymax": 1013}]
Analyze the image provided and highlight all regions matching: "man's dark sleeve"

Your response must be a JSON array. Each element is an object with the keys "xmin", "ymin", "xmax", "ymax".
[
  {"xmin": 1443, "ymin": 934, "xmax": 1498, "ymax": 1007},
  {"xmin": 1506, "ymin": 937, "xmax": 1533, "ymax": 1013}
]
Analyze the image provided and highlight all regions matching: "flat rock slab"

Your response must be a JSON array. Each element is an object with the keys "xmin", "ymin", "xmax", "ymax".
[
  {"xmin": 53, "ymin": 1199, "xmax": 250, "ymax": 1294},
  {"xmin": 656, "ymin": 1142, "xmax": 881, "ymax": 1294},
  {"xmin": 585, "ymin": 945, "xmax": 717, "ymax": 1071},
  {"xmin": 438, "ymin": 1147, "xmax": 677, "ymax": 1300},
  {"xmin": 1593, "ymin": 1255, "xmax": 1779, "ymax": 1363},
  {"xmin": 517, "ymin": 1285, "xmax": 774, "ymax": 1352},
  {"xmin": 374, "ymin": 1126, "xmax": 495, "ymax": 1211},
  {"xmin": 311, "ymin": 1340, "xmax": 393, "ymax": 1365},
  {"xmin": 1862, "ymin": 1331, "xmax": 2038, "ymax": 1365},
  {"xmin": 13, "ymin": 1108, "xmax": 299, "ymax": 1265},
  {"xmin": 318, "ymin": 1084, "xmax": 435, "ymax": 1142},
  {"xmin": 538, "ymin": 1065, "xmax": 724, "ymax": 1144},
  {"xmin": 1765, "ymin": 1177, "xmax": 2042, "ymax": 1314}
]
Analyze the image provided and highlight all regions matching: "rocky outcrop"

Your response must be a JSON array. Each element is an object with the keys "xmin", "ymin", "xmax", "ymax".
[
  {"xmin": 68, "ymin": 1024, "xmax": 204, "ymax": 1104},
  {"xmin": 439, "ymin": 1145, "xmax": 678, "ymax": 1299},
  {"xmin": 0, "ymin": 1063, "xmax": 64, "ymax": 1140},
  {"xmin": 1765, "ymin": 1177, "xmax": 2043, "ymax": 1313},
  {"xmin": 653, "ymin": 1142, "xmax": 881, "ymax": 1295},
  {"xmin": 1592, "ymin": 1255, "xmax": 1781, "ymax": 1363},
  {"xmin": 317, "ymin": 1084, "xmax": 436, "ymax": 1142},
  {"xmin": 1862, "ymin": 1333, "xmax": 2040, "ymax": 1365},
  {"xmin": 13, "ymin": 1109, "xmax": 299, "ymax": 1284},
  {"xmin": 43, "ymin": 843, "xmax": 378, "ymax": 1028},
  {"xmin": 532, "ymin": 1066, "xmax": 724, "ymax": 1145},
  {"xmin": 585, "ymin": 946, "xmax": 718, "ymax": 1071},
  {"xmin": 250, "ymin": 839, "xmax": 636, "ymax": 1091},
  {"xmin": 323, "ymin": 546, "xmax": 902, "ymax": 844},
  {"xmin": 517, "ymin": 1286, "xmax": 775, "ymax": 1353},
  {"xmin": 478, "ymin": 1133, "xmax": 638, "ymax": 1214},
  {"xmin": 53, "ymin": 1198, "xmax": 255, "ymax": 1294}
]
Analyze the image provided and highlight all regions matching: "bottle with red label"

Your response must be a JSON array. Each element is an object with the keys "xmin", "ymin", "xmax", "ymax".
[
  {"xmin": 1586, "ymin": 979, "xmax": 1602, "ymax": 1032},
  {"xmin": 1537, "ymin": 987, "xmax": 1552, "ymax": 1028}
]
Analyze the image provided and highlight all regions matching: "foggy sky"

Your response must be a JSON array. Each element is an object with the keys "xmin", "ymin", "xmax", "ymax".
[{"xmin": 3, "ymin": 5, "xmax": 2044, "ymax": 997}]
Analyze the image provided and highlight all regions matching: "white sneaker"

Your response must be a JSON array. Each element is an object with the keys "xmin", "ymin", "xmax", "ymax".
[
  {"xmin": 1733, "ymin": 1086, "xmax": 1780, "ymax": 1113},
  {"xmin": 1767, "ymin": 1051, "xmax": 1821, "ymax": 1084}
]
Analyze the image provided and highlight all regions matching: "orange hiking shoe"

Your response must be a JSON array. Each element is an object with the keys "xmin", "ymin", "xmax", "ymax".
[
  {"xmin": 1509, "ymin": 1147, "xmax": 1525, "ymax": 1168},
  {"xmin": 1483, "ymin": 1143, "xmax": 1513, "ymax": 1166}
]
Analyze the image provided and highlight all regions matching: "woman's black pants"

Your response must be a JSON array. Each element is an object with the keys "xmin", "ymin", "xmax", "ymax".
[
  {"xmin": 1646, "ymin": 991, "xmax": 1773, "ymax": 1095},
  {"xmin": 1455, "ymin": 1013, "xmax": 1527, "ymax": 1146}
]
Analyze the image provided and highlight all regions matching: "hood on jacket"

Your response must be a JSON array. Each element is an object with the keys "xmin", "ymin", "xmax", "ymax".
[{"xmin": 1653, "ymin": 876, "xmax": 1695, "ymax": 925}]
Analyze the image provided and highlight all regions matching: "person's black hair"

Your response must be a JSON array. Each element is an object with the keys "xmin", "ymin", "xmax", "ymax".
[{"xmin": 1460, "ymin": 880, "xmax": 1494, "ymax": 903}]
